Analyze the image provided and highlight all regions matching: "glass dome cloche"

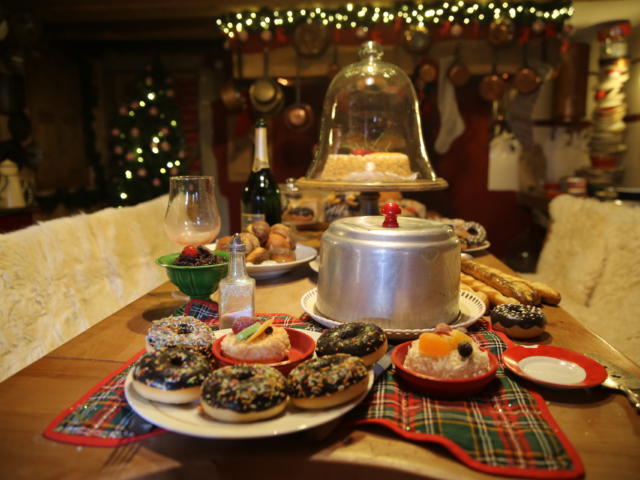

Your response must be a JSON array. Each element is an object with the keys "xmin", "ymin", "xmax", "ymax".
[{"xmin": 296, "ymin": 41, "xmax": 447, "ymax": 192}]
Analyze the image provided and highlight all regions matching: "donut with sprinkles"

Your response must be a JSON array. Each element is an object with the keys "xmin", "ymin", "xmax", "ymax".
[
  {"xmin": 146, "ymin": 315, "xmax": 216, "ymax": 360},
  {"xmin": 287, "ymin": 354, "xmax": 369, "ymax": 410},
  {"xmin": 200, "ymin": 364, "xmax": 288, "ymax": 423}
]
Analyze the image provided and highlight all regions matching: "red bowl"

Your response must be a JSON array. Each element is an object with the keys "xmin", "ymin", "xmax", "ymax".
[
  {"xmin": 391, "ymin": 341, "xmax": 498, "ymax": 398},
  {"xmin": 212, "ymin": 328, "xmax": 315, "ymax": 376}
]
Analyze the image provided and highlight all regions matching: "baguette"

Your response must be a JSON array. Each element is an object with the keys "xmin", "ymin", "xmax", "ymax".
[
  {"xmin": 461, "ymin": 258, "xmax": 539, "ymax": 305},
  {"xmin": 460, "ymin": 273, "xmax": 520, "ymax": 307},
  {"xmin": 499, "ymin": 272, "xmax": 562, "ymax": 305}
]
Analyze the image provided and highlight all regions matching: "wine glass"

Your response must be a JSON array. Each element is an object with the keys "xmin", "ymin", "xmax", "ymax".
[{"xmin": 164, "ymin": 176, "xmax": 222, "ymax": 247}]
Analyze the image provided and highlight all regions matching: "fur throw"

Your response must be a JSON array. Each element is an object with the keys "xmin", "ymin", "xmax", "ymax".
[
  {"xmin": 527, "ymin": 195, "xmax": 640, "ymax": 364},
  {"xmin": 0, "ymin": 195, "xmax": 175, "ymax": 381}
]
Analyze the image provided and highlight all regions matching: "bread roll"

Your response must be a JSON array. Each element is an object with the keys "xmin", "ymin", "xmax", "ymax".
[
  {"xmin": 246, "ymin": 247, "xmax": 269, "ymax": 264},
  {"xmin": 246, "ymin": 221, "xmax": 270, "ymax": 247}
]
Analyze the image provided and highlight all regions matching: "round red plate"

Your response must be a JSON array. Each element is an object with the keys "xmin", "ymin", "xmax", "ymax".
[
  {"xmin": 212, "ymin": 328, "xmax": 315, "ymax": 376},
  {"xmin": 391, "ymin": 341, "xmax": 498, "ymax": 398},
  {"xmin": 502, "ymin": 345, "xmax": 607, "ymax": 389}
]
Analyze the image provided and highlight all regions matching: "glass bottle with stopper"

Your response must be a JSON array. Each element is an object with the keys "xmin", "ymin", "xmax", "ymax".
[
  {"xmin": 219, "ymin": 233, "xmax": 255, "ymax": 329},
  {"xmin": 241, "ymin": 118, "xmax": 281, "ymax": 230}
]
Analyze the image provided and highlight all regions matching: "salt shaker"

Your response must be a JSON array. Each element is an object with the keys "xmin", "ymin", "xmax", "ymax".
[{"xmin": 219, "ymin": 234, "xmax": 255, "ymax": 329}]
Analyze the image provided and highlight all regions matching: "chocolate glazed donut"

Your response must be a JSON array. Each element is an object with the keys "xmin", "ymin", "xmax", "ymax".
[
  {"xmin": 132, "ymin": 347, "xmax": 213, "ymax": 404},
  {"xmin": 491, "ymin": 304, "xmax": 546, "ymax": 339},
  {"xmin": 316, "ymin": 322, "xmax": 388, "ymax": 366}
]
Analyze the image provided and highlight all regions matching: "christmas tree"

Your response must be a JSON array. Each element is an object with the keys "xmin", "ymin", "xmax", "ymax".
[{"xmin": 108, "ymin": 60, "xmax": 188, "ymax": 206}]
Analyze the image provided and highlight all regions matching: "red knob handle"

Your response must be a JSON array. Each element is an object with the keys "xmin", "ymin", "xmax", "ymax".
[{"xmin": 380, "ymin": 201, "xmax": 401, "ymax": 228}]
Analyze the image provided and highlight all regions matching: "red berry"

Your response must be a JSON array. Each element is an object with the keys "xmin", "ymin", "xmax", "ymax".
[
  {"xmin": 351, "ymin": 148, "xmax": 373, "ymax": 155},
  {"xmin": 181, "ymin": 245, "xmax": 198, "ymax": 258},
  {"xmin": 231, "ymin": 317, "xmax": 258, "ymax": 334}
]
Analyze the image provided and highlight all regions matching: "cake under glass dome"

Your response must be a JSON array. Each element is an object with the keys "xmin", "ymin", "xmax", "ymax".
[{"xmin": 296, "ymin": 41, "xmax": 447, "ymax": 192}]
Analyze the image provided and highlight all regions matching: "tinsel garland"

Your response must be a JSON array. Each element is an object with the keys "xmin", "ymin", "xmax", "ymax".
[{"xmin": 214, "ymin": 1, "xmax": 573, "ymax": 38}]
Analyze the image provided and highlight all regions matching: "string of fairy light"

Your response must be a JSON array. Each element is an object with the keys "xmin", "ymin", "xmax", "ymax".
[{"xmin": 214, "ymin": 1, "xmax": 574, "ymax": 38}]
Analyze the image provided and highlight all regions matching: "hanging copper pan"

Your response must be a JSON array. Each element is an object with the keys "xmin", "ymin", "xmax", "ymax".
[
  {"xmin": 447, "ymin": 43, "xmax": 470, "ymax": 87},
  {"xmin": 220, "ymin": 45, "xmax": 246, "ymax": 113},
  {"xmin": 513, "ymin": 44, "xmax": 541, "ymax": 94},
  {"xmin": 249, "ymin": 46, "xmax": 284, "ymax": 115},
  {"xmin": 284, "ymin": 56, "xmax": 314, "ymax": 132},
  {"xmin": 479, "ymin": 50, "xmax": 507, "ymax": 102}
]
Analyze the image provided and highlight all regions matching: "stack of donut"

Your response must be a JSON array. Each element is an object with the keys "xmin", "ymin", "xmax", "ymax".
[
  {"xmin": 217, "ymin": 221, "xmax": 296, "ymax": 264},
  {"xmin": 130, "ymin": 316, "xmax": 389, "ymax": 422},
  {"xmin": 436, "ymin": 217, "xmax": 488, "ymax": 250},
  {"xmin": 132, "ymin": 316, "xmax": 217, "ymax": 404}
]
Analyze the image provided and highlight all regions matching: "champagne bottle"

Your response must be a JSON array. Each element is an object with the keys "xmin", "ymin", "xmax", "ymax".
[{"xmin": 241, "ymin": 118, "xmax": 281, "ymax": 229}]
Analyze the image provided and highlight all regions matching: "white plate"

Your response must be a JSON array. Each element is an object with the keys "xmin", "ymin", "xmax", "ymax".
[
  {"xmin": 463, "ymin": 241, "xmax": 491, "ymax": 253},
  {"xmin": 309, "ymin": 259, "xmax": 319, "ymax": 273},
  {"xmin": 301, "ymin": 289, "xmax": 486, "ymax": 341},
  {"xmin": 208, "ymin": 243, "xmax": 317, "ymax": 280},
  {"xmin": 124, "ymin": 330, "xmax": 374, "ymax": 439}
]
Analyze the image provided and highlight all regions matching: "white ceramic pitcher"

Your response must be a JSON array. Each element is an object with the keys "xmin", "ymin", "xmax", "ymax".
[{"xmin": 0, "ymin": 159, "xmax": 30, "ymax": 209}]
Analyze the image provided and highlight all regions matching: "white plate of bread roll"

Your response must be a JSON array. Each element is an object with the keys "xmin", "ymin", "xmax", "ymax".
[
  {"xmin": 212, "ymin": 221, "xmax": 318, "ymax": 280},
  {"xmin": 245, "ymin": 244, "xmax": 317, "ymax": 280}
]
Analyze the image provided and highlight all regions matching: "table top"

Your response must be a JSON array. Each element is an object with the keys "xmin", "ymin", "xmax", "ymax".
[{"xmin": 1, "ymin": 254, "xmax": 639, "ymax": 480}]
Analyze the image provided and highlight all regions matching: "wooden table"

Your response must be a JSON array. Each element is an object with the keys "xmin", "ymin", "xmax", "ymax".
[{"xmin": 1, "ymin": 255, "xmax": 639, "ymax": 479}]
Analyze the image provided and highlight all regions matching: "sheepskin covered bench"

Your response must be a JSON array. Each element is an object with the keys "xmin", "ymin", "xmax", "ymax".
[
  {"xmin": 525, "ymin": 194, "xmax": 640, "ymax": 364},
  {"xmin": 0, "ymin": 195, "xmax": 174, "ymax": 382}
]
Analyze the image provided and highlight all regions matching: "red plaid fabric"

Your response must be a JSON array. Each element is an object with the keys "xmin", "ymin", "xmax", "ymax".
[{"xmin": 43, "ymin": 307, "xmax": 582, "ymax": 478}]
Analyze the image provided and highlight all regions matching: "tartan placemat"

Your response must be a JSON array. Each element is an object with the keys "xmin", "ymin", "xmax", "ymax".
[
  {"xmin": 43, "ymin": 302, "xmax": 318, "ymax": 447},
  {"xmin": 346, "ymin": 325, "xmax": 583, "ymax": 479},
  {"xmin": 43, "ymin": 305, "xmax": 583, "ymax": 478}
]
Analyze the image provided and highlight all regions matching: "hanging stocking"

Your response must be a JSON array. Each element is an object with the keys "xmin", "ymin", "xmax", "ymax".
[{"xmin": 434, "ymin": 56, "xmax": 465, "ymax": 154}]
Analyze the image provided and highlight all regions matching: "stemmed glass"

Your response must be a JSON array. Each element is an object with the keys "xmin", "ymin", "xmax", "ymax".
[{"xmin": 164, "ymin": 176, "xmax": 222, "ymax": 247}]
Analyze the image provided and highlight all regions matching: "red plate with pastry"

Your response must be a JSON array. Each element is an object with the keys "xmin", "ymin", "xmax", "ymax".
[
  {"xmin": 211, "ymin": 318, "xmax": 315, "ymax": 376},
  {"xmin": 391, "ymin": 325, "xmax": 498, "ymax": 398}
]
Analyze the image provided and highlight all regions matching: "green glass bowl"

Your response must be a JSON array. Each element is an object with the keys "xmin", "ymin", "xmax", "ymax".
[{"xmin": 156, "ymin": 251, "xmax": 229, "ymax": 301}]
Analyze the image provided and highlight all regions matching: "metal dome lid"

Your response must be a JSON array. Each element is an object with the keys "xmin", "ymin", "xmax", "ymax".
[{"xmin": 297, "ymin": 41, "xmax": 447, "ymax": 192}]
